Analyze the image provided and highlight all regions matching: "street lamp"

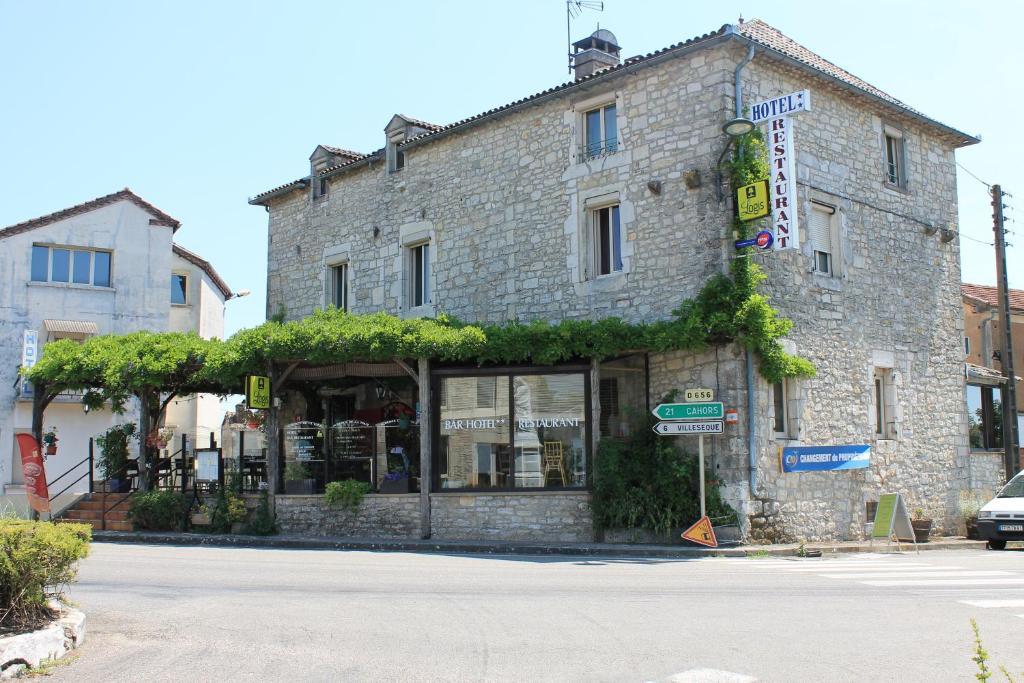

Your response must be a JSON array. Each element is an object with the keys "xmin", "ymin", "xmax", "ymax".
[
  {"xmin": 226, "ymin": 289, "xmax": 251, "ymax": 301},
  {"xmin": 722, "ymin": 117, "xmax": 755, "ymax": 138}
]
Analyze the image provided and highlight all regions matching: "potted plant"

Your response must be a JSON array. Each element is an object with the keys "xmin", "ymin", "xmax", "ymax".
[
  {"xmin": 380, "ymin": 471, "xmax": 410, "ymax": 494},
  {"xmin": 912, "ymin": 508, "xmax": 933, "ymax": 543},
  {"xmin": 96, "ymin": 423, "xmax": 138, "ymax": 493},
  {"xmin": 146, "ymin": 427, "xmax": 174, "ymax": 451},
  {"xmin": 191, "ymin": 504, "xmax": 212, "ymax": 526},
  {"xmin": 42, "ymin": 426, "xmax": 59, "ymax": 456},
  {"xmin": 284, "ymin": 460, "xmax": 315, "ymax": 495},
  {"xmin": 959, "ymin": 491, "xmax": 986, "ymax": 540}
]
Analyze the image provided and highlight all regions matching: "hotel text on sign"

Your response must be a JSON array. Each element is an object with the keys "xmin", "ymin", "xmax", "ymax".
[{"xmin": 750, "ymin": 90, "xmax": 811, "ymax": 124}]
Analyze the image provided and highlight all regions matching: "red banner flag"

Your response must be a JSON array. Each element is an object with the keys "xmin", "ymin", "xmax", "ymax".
[{"xmin": 15, "ymin": 434, "xmax": 50, "ymax": 515}]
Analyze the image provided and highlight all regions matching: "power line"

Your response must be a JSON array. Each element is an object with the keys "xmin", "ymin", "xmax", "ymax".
[{"xmin": 956, "ymin": 161, "xmax": 991, "ymax": 189}]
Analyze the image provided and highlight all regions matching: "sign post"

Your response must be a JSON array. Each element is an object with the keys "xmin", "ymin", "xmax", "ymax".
[{"xmin": 653, "ymin": 391, "xmax": 725, "ymax": 546}]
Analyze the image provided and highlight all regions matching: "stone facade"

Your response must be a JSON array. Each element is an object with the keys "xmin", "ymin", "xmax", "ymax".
[
  {"xmin": 256, "ymin": 23, "xmax": 981, "ymax": 542},
  {"xmin": 430, "ymin": 492, "xmax": 592, "ymax": 543},
  {"xmin": 276, "ymin": 494, "xmax": 420, "ymax": 538}
]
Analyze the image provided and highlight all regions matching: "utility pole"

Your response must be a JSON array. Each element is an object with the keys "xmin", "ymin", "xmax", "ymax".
[{"xmin": 992, "ymin": 184, "xmax": 1020, "ymax": 480}]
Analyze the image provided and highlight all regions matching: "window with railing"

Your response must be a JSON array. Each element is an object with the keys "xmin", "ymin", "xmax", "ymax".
[{"xmin": 583, "ymin": 103, "xmax": 617, "ymax": 159}]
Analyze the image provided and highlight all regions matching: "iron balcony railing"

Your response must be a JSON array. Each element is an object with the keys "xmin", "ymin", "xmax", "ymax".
[{"xmin": 581, "ymin": 138, "xmax": 619, "ymax": 160}]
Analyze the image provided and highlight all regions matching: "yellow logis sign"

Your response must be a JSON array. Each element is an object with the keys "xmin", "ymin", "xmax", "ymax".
[
  {"xmin": 736, "ymin": 180, "xmax": 770, "ymax": 221},
  {"xmin": 246, "ymin": 375, "xmax": 271, "ymax": 410}
]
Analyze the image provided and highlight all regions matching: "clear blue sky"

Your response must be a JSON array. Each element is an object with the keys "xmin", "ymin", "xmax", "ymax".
[{"xmin": 1, "ymin": 0, "xmax": 1018, "ymax": 336}]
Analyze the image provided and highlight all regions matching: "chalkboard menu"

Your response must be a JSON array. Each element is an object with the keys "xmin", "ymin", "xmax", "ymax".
[
  {"xmin": 283, "ymin": 421, "xmax": 323, "ymax": 462},
  {"xmin": 332, "ymin": 420, "xmax": 372, "ymax": 460}
]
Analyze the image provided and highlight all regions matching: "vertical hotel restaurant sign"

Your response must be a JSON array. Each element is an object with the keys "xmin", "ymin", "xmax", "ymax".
[
  {"xmin": 15, "ymin": 434, "xmax": 50, "ymax": 514},
  {"xmin": 750, "ymin": 90, "xmax": 811, "ymax": 251},
  {"xmin": 21, "ymin": 329, "xmax": 38, "ymax": 399}
]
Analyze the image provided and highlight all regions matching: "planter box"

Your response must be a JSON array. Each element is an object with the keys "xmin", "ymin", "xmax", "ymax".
[
  {"xmin": 191, "ymin": 513, "xmax": 212, "ymax": 526},
  {"xmin": 284, "ymin": 479, "xmax": 315, "ymax": 495},
  {"xmin": 379, "ymin": 478, "xmax": 410, "ymax": 494},
  {"xmin": 105, "ymin": 478, "xmax": 131, "ymax": 493},
  {"xmin": 912, "ymin": 519, "xmax": 932, "ymax": 543}
]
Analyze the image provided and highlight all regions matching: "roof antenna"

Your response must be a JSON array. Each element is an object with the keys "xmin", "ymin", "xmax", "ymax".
[{"xmin": 567, "ymin": 0, "xmax": 604, "ymax": 74}]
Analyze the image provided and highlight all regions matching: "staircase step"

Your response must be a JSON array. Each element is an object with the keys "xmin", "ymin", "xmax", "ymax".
[
  {"xmin": 64, "ymin": 509, "xmax": 129, "ymax": 522},
  {"xmin": 71, "ymin": 518, "xmax": 134, "ymax": 532}
]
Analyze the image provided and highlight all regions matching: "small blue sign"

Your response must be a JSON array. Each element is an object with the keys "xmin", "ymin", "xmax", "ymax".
[{"xmin": 781, "ymin": 444, "xmax": 871, "ymax": 473}]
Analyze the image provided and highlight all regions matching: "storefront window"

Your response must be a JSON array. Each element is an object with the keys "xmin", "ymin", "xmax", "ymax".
[
  {"xmin": 967, "ymin": 384, "xmax": 1003, "ymax": 451},
  {"xmin": 439, "ymin": 376, "xmax": 511, "ymax": 489},
  {"xmin": 283, "ymin": 421, "xmax": 325, "ymax": 494},
  {"xmin": 598, "ymin": 355, "xmax": 646, "ymax": 438},
  {"xmin": 437, "ymin": 372, "xmax": 589, "ymax": 490}
]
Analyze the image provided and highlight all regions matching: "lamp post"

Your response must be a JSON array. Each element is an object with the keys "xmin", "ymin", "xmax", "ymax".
[{"xmin": 715, "ymin": 117, "xmax": 757, "ymax": 201}]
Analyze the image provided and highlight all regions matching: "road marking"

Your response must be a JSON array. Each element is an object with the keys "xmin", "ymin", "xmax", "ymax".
[
  {"xmin": 958, "ymin": 599, "xmax": 1024, "ymax": 608},
  {"xmin": 862, "ymin": 578, "xmax": 1024, "ymax": 587},
  {"xmin": 667, "ymin": 668, "xmax": 758, "ymax": 682},
  {"xmin": 821, "ymin": 570, "xmax": 1013, "ymax": 580},
  {"xmin": 778, "ymin": 563, "xmax": 943, "ymax": 572}
]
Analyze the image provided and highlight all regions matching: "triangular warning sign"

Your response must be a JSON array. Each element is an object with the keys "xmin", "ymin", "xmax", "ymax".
[{"xmin": 681, "ymin": 515, "xmax": 718, "ymax": 548}]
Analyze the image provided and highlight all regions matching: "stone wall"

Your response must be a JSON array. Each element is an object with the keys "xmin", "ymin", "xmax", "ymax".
[
  {"xmin": 275, "ymin": 494, "xmax": 420, "ymax": 539},
  {"xmin": 261, "ymin": 37, "xmax": 979, "ymax": 543},
  {"xmin": 430, "ymin": 492, "xmax": 593, "ymax": 543}
]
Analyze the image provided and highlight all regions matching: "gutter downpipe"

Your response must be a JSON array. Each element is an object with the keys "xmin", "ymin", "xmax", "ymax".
[{"xmin": 732, "ymin": 38, "xmax": 759, "ymax": 499}]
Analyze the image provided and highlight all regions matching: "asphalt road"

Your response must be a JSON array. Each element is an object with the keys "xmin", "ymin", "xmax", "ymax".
[{"xmin": 53, "ymin": 544, "xmax": 1024, "ymax": 682}]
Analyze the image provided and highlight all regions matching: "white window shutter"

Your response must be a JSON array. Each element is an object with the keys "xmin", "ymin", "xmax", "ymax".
[{"xmin": 808, "ymin": 205, "xmax": 833, "ymax": 255}]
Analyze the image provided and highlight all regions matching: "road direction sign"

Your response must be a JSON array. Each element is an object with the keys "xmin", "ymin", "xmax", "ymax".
[
  {"xmin": 653, "ymin": 421, "xmax": 723, "ymax": 435},
  {"xmin": 652, "ymin": 402, "xmax": 724, "ymax": 421}
]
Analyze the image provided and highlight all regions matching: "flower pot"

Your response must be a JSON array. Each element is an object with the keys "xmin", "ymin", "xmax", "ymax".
[
  {"xmin": 380, "ymin": 477, "xmax": 409, "ymax": 494},
  {"xmin": 106, "ymin": 478, "xmax": 131, "ymax": 493},
  {"xmin": 284, "ymin": 478, "xmax": 315, "ymax": 495},
  {"xmin": 45, "ymin": 445, "xmax": 57, "ymax": 456},
  {"xmin": 912, "ymin": 519, "xmax": 932, "ymax": 543},
  {"xmin": 191, "ymin": 512, "xmax": 212, "ymax": 526},
  {"xmin": 966, "ymin": 519, "xmax": 980, "ymax": 540}
]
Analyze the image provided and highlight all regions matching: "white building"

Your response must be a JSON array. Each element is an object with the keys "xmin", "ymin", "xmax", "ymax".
[{"xmin": 0, "ymin": 189, "xmax": 233, "ymax": 515}]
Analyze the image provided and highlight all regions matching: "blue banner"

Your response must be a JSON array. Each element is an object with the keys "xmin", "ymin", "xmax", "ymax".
[{"xmin": 781, "ymin": 444, "xmax": 870, "ymax": 473}]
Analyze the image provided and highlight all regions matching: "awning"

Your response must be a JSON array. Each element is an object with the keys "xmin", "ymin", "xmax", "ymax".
[
  {"xmin": 966, "ymin": 362, "xmax": 1022, "ymax": 385},
  {"xmin": 43, "ymin": 319, "xmax": 99, "ymax": 336}
]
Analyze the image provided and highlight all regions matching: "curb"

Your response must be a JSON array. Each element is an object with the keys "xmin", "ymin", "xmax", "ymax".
[
  {"xmin": 90, "ymin": 530, "xmax": 989, "ymax": 559},
  {"xmin": 0, "ymin": 603, "xmax": 85, "ymax": 679}
]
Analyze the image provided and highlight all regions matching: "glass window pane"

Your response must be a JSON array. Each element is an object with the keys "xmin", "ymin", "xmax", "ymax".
[
  {"xmin": 586, "ymin": 109, "xmax": 601, "ymax": 156},
  {"xmin": 773, "ymin": 383, "xmax": 786, "ymax": 433},
  {"xmin": 422, "ymin": 243, "xmax": 430, "ymax": 304},
  {"xmin": 171, "ymin": 274, "xmax": 187, "ymax": 304},
  {"xmin": 611, "ymin": 205, "xmax": 622, "ymax": 271},
  {"xmin": 439, "ymin": 376, "xmax": 510, "ymax": 489},
  {"xmin": 513, "ymin": 374, "xmax": 586, "ymax": 488},
  {"xmin": 604, "ymin": 104, "xmax": 617, "ymax": 153},
  {"xmin": 412, "ymin": 247, "xmax": 423, "ymax": 307},
  {"xmin": 51, "ymin": 249, "xmax": 70, "ymax": 282},
  {"xmin": 598, "ymin": 208, "xmax": 611, "ymax": 275},
  {"xmin": 875, "ymin": 378, "xmax": 884, "ymax": 434},
  {"xmin": 93, "ymin": 252, "xmax": 111, "ymax": 287},
  {"xmin": 31, "ymin": 246, "xmax": 49, "ymax": 281},
  {"xmin": 967, "ymin": 384, "xmax": 983, "ymax": 449},
  {"xmin": 599, "ymin": 355, "xmax": 645, "ymax": 439},
  {"xmin": 72, "ymin": 250, "xmax": 91, "ymax": 284}
]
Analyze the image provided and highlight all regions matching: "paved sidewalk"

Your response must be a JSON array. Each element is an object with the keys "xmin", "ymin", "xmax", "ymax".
[{"xmin": 89, "ymin": 529, "xmax": 989, "ymax": 558}]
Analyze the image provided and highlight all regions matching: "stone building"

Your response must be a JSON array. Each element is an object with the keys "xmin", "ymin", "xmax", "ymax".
[
  {"xmin": 251, "ymin": 19, "xmax": 983, "ymax": 542},
  {"xmin": 0, "ymin": 189, "xmax": 235, "ymax": 516},
  {"xmin": 962, "ymin": 283, "xmax": 1023, "ymax": 475}
]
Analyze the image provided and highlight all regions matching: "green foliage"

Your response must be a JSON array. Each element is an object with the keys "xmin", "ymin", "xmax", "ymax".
[
  {"xmin": 244, "ymin": 490, "xmax": 276, "ymax": 536},
  {"xmin": 209, "ymin": 491, "xmax": 248, "ymax": 533},
  {"xmin": 95, "ymin": 423, "xmax": 137, "ymax": 480},
  {"xmin": 971, "ymin": 619, "xmax": 993, "ymax": 681},
  {"xmin": 284, "ymin": 461, "xmax": 310, "ymax": 482},
  {"xmin": 324, "ymin": 480, "xmax": 372, "ymax": 511},
  {"xmin": 0, "ymin": 520, "xmax": 90, "ymax": 632},
  {"xmin": 592, "ymin": 414, "xmax": 737, "ymax": 536},
  {"xmin": 127, "ymin": 490, "xmax": 185, "ymax": 531}
]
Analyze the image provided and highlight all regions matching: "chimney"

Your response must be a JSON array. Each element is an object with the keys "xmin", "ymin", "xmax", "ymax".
[{"xmin": 571, "ymin": 29, "xmax": 621, "ymax": 79}]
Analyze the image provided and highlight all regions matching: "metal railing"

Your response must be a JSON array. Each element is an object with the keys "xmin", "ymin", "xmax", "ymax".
[
  {"xmin": 48, "ymin": 438, "xmax": 94, "ymax": 503},
  {"xmin": 580, "ymin": 138, "xmax": 618, "ymax": 160}
]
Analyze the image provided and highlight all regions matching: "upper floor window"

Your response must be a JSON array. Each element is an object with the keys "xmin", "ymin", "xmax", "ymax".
[
  {"xmin": 330, "ymin": 262, "xmax": 349, "ymax": 311},
  {"xmin": 407, "ymin": 242, "xmax": 430, "ymax": 308},
  {"xmin": 387, "ymin": 135, "xmax": 405, "ymax": 173},
  {"xmin": 809, "ymin": 202, "xmax": 836, "ymax": 276},
  {"xmin": 314, "ymin": 176, "xmax": 329, "ymax": 200},
  {"xmin": 883, "ymin": 126, "xmax": 907, "ymax": 189},
  {"xmin": 873, "ymin": 368, "xmax": 897, "ymax": 439},
  {"xmin": 171, "ymin": 273, "xmax": 188, "ymax": 305},
  {"xmin": 591, "ymin": 204, "xmax": 622, "ymax": 277},
  {"xmin": 584, "ymin": 103, "xmax": 617, "ymax": 159},
  {"xmin": 31, "ymin": 244, "xmax": 111, "ymax": 287}
]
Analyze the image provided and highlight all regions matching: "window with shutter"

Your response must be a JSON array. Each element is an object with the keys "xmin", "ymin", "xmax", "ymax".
[{"xmin": 809, "ymin": 203, "xmax": 834, "ymax": 275}]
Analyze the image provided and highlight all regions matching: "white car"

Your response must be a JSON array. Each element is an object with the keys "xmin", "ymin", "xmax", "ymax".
[{"xmin": 978, "ymin": 471, "xmax": 1024, "ymax": 550}]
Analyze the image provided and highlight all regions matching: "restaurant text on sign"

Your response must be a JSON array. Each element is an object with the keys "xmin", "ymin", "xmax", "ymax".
[{"xmin": 769, "ymin": 115, "xmax": 799, "ymax": 251}]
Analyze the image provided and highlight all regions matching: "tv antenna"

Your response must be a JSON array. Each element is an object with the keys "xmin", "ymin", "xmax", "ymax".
[{"xmin": 567, "ymin": 0, "xmax": 604, "ymax": 74}]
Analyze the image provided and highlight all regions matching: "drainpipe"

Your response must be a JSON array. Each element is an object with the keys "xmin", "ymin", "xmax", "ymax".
[{"xmin": 732, "ymin": 40, "xmax": 759, "ymax": 498}]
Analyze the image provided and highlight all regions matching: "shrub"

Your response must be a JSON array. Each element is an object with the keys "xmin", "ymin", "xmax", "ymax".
[
  {"xmin": 244, "ymin": 490, "xmax": 276, "ymax": 536},
  {"xmin": 0, "ymin": 521, "xmax": 90, "ymax": 633},
  {"xmin": 325, "ymin": 480, "xmax": 372, "ymax": 511},
  {"xmin": 127, "ymin": 490, "xmax": 184, "ymax": 531},
  {"xmin": 95, "ymin": 423, "xmax": 137, "ymax": 480},
  {"xmin": 209, "ymin": 491, "xmax": 248, "ymax": 533}
]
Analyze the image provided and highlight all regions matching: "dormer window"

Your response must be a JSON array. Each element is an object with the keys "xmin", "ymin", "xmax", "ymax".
[{"xmin": 387, "ymin": 134, "xmax": 405, "ymax": 173}]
